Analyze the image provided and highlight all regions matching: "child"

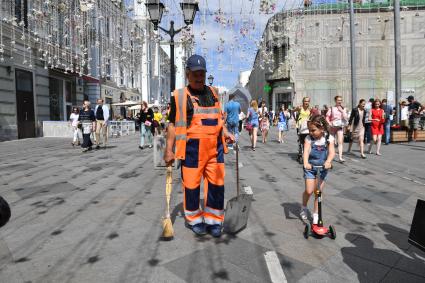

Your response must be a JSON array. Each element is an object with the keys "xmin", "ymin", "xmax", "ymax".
[
  {"xmin": 260, "ymin": 113, "xmax": 270, "ymax": 143},
  {"xmin": 300, "ymin": 115, "xmax": 335, "ymax": 224}
]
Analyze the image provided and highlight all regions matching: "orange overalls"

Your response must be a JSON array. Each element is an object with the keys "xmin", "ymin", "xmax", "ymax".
[{"xmin": 173, "ymin": 86, "xmax": 228, "ymax": 226}]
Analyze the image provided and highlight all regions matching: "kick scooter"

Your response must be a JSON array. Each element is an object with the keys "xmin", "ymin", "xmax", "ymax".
[{"xmin": 303, "ymin": 166, "xmax": 336, "ymax": 240}]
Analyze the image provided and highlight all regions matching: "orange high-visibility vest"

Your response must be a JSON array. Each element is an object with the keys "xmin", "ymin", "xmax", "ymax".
[{"xmin": 174, "ymin": 86, "xmax": 227, "ymax": 160}]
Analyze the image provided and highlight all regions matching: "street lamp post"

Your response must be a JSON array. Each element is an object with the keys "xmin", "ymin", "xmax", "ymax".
[
  {"xmin": 145, "ymin": 0, "xmax": 198, "ymax": 94},
  {"xmin": 208, "ymin": 74, "xmax": 214, "ymax": 86}
]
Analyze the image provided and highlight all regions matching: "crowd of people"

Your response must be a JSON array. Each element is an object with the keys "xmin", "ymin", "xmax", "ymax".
[
  {"xmin": 68, "ymin": 99, "xmax": 110, "ymax": 152},
  {"xmin": 224, "ymin": 94, "xmax": 423, "ymax": 226}
]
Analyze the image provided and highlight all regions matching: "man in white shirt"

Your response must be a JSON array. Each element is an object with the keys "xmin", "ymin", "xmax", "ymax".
[{"xmin": 94, "ymin": 99, "xmax": 110, "ymax": 149}]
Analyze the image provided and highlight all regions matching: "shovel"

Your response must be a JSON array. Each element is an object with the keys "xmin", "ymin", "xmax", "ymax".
[{"xmin": 223, "ymin": 142, "xmax": 253, "ymax": 234}]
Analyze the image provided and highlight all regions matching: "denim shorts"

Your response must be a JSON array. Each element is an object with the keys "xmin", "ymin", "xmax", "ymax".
[{"xmin": 304, "ymin": 167, "xmax": 328, "ymax": 180}]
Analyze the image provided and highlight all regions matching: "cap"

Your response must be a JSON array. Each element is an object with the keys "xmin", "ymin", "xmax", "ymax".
[
  {"xmin": 186, "ymin": 54, "xmax": 207, "ymax": 72},
  {"xmin": 407, "ymin": 95, "xmax": 414, "ymax": 101}
]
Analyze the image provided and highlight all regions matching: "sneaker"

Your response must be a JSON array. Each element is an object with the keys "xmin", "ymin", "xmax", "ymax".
[
  {"xmin": 300, "ymin": 208, "xmax": 309, "ymax": 220},
  {"xmin": 82, "ymin": 148, "xmax": 88, "ymax": 153},
  {"xmin": 95, "ymin": 145, "xmax": 101, "ymax": 150},
  {"xmin": 207, "ymin": 224, "xmax": 222, "ymax": 238},
  {"xmin": 148, "ymin": 145, "xmax": 153, "ymax": 148},
  {"xmin": 191, "ymin": 223, "xmax": 207, "ymax": 236},
  {"xmin": 139, "ymin": 145, "xmax": 144, "ymax": 150}
]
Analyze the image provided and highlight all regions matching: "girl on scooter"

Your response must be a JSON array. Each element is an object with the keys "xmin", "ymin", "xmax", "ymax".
[{"xmin": 300, "ymin": 115, "xmax": 335, "ymax": 224}]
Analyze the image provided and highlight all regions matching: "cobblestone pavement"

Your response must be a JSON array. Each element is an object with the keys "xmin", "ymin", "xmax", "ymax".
[{"xmin": 0, "ymin": 129, "xmax": 424, "ymax": 282}]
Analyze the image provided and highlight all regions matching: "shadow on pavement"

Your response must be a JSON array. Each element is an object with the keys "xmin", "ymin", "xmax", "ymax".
[
  {"xmin": 281, "ymin": 202, "xmax": 304, "ymax": 221},
  {"xmin": 342, "ymin": 231, "xmax": 425, "ymax": 283}
]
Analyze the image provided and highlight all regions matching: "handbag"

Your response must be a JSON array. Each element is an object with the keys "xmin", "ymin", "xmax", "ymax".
[
  {"xmin": 331, "ymin": 107, "xmax": 348, "ymax": 128},
  {"xmin": 144, "ymin": 120, "xmax": 152, "ymax": 127},
  {"xmin": 245, "ymin": 122, "xmax": 253, "ymax": 132}
]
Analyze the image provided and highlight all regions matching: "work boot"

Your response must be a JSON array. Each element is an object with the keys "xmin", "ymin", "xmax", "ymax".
[
  {"xmin": 191, "ymin": 223, "xmax": 207, "ymax": 236},
  {"xmin": 207, "ymin": 224, "xmax": 222, "ymax": 238}
]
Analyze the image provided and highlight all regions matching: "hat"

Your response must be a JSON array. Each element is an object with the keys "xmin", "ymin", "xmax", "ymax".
[
  {"xmin": 407, "ymin": 95, "xmax": 414, "ymax": 101},
  {"xmin": 186, "ymin": 54, "xmax": 207, "ymax": 72}
]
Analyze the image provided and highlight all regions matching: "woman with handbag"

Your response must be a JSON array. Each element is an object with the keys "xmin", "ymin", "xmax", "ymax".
[
  {"xmin": 326, "ymin": 95, "xmax": 348, "ymax": 162},
  {"xmin": 138, "ymin": 101, "xmax": 154, "ymax": 149},
  {"xmin": 368, "ymin": 99, "xmax": 385, "ymax": 155},
  {"xmin": 347, "ymin": 99, "xmax": 366, "ymax": 159},
  {"xmin": 246, "ymin": 100, "xmax": 259, "ymax": 151},
  {"xmin": 78, "ymin": 101, "xmax": 96, "ymax": 152}
]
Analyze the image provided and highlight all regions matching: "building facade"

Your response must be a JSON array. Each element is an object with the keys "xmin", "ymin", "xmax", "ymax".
[
  {"xmin": 0, "ymin": 0, "xmax": 145, "ymax": 141},
  {"xmin": 249, "ymin": 2, "xmax": 425, "ymax": 111}
]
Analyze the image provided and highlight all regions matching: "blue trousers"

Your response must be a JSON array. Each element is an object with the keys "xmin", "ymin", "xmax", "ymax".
[
  {"xmin": 384, "ymin": 119, "xmax": 391, "ymax": 144},
  {"xmin": 226, "ymin": 122, "xmax": 239, "ymax": 144},
  {"xmin": 140, "ymin": 124, "xmax": 153, "ymax": 147}
]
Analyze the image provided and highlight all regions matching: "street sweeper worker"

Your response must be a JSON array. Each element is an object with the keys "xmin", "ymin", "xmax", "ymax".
[{"xmin": 164, "ymin": 54, "xmax": 235, "ymax": 238}]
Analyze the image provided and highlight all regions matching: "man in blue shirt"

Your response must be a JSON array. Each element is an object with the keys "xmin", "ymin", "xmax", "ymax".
[
  {"xmin": 381, "ymin": 99, "xmax": 394, "ymax": 145},
  {"xmin": 224, "ymin": 93, "xmax": 241, "ymax": 149}
]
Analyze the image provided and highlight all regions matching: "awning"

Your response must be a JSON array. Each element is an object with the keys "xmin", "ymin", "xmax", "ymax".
[{"xmin": 111, "ymin": 100, "xmax": 139, "ymax": 106}]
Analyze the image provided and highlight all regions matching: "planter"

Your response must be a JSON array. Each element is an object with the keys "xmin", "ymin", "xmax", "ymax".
[
  {"xmin": 391, "ymin": 130, "xmax": 408, "ymax": 143},
  {"xmin": 391, "ymin": 129, "xmax": 425, "ymax": 142}
]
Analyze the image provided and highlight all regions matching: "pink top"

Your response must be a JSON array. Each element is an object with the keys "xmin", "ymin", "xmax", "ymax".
[{"xmin": 326, "ymin": 106, "xmax": 348, "ymax": 123}]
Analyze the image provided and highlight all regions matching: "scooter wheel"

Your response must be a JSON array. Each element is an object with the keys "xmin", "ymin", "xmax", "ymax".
[
  {"xmin": 304, "ymin": 223, "xmax": 311, "ymax": 239},
  {"xmin": 329, "ymin": 225, "xmax": 336, "ymax": 240}
]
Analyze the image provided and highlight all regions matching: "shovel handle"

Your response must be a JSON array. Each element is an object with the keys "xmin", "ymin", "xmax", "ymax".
[{"xmin": 236, "ymin": 142, "xmax": 240, "ymax": 197}]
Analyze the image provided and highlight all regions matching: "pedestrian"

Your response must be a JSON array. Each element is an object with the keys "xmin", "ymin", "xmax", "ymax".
[
  {"xmin": 153, "ymin": 106, "xmax": 163, "ymax": 135},
  {"xmin": 246, "ymin": 100, "xmax": 259, "ymax": 151},
  {"xmin": 407, "ymin": 95, "xmax": 423, "ymax": 142},
  {"xmin": 321, "ymin": 104, "xmax": 329, "ymax": 117},
  {"xmin": 300, "ymin": 115, "xmax": 335, "ymax": 224},
  {"xmin": 364, "ymin": 98, "xmax": 374, "ymax": 147},
  {"xmin": 295, "ymin": 97, "xmax": 312, "ymax": 162},
  {"xmin": 312, "ymin": 105, "xmax": 320, "ymax": 116},
  {"xmin": 238, "ymin": 111, "xmax": 246, "ymax": 133},
  {"xmin": 400, "ymin": 101, "xmax": 409, "ymax": 130},
  {"xmin": 420, "ymin": 105, "xmax": 425, "ymax": 130},
  {"xmin": 326, "ymin": 95, "xmax": 348, "ymax": 163},
  {"xmin": 163, "ymin": 54, "xmax": 235, "ymax": 238},
  {"xmin": 258, "ymin": 101, "xmax": 268, "ymax": 120},
  {"xmin": 94, "ymin": 99, "xmax": 110, "ymax": 149},
  {"xmin": 347, "ymin": 99, "xmax": 367, "ymax": 159},
  {"xmin": 368, "ymin": 99, "xmax": 385, "ymax": 155},
  {"xmin": 277, "ymin": 104, "xmax": 289, "ymax": 143},
  {"xmin": 260, "ymin": 113, "xmax": 270, "ymax": 143},
  {"xmin": 69, "ymin": 107, "xmax": 80, "ymax": 147},
  {"xmin": 78, "ymin": 100, "xmax": 96, "ymax": 152},
  {"xmin": 381, "ymin": 99, "xmax": 394, "ymax": 145},
  {"xmin": 138, "ymin": 101, "xmax": 154, "ymax": 149},
  {"xmin": 224, "ymin": 93, "xmax": 241, "ymax": 148}
]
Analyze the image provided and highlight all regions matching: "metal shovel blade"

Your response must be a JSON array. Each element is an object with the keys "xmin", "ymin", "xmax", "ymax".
[{"xmin": 223, "ymin": 186, "xmax": 253, "ymax": 234}]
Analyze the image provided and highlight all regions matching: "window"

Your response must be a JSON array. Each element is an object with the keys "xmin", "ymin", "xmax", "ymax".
[
  {"xmin": 326, "ymin": 48, "xmax": 340, "ymax": 70},
  {"xmin": 368, "ymin": 47, "xmax": 384, "ymax": 68},
  {"xmin": 412, "ymin": 45, "xmax": 425, "ymax": 66},
  {"xmin": 106, "ymin": 59, "xmax": 111, "ymax": 77},
  {"xmin": 120, "ymin": 67, "xmax": 124, "ymax": 85},
  {"xmin": 106, "ymin": 18, "xmax": 110, "ymax": 37},
  {"xmin": 15, "ymin": 0, "xmax": 28, "ymax": 28}
]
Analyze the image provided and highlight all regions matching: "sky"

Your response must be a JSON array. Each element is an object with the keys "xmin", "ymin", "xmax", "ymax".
[{"xmin": 158, "ymin": 0, "xmax": 302, "ymax": 90}]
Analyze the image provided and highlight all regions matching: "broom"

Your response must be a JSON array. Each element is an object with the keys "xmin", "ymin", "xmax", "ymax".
[{"xmin": 162, "ymin": 166, "xmax": 174, "ymax": 240}]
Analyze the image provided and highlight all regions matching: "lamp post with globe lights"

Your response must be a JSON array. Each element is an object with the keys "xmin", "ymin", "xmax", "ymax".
[{"xmin": 145, "ymin": 0, "xmax": 199, "ymax": 94}]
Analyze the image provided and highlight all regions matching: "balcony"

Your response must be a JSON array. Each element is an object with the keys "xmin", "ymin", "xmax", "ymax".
[{"xmin": 266, "ymin": 61, "xmax": 290, "ymax": 82}]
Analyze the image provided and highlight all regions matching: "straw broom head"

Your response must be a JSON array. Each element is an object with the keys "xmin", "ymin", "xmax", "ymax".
[{"xmin": 162, "ymin": 166, "xmax": 174, "ymax": 240}]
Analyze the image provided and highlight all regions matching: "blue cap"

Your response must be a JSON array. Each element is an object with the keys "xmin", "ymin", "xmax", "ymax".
[{"xmin": 186, "ymin": 54, "xmax": 207, "ymax": 72}]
